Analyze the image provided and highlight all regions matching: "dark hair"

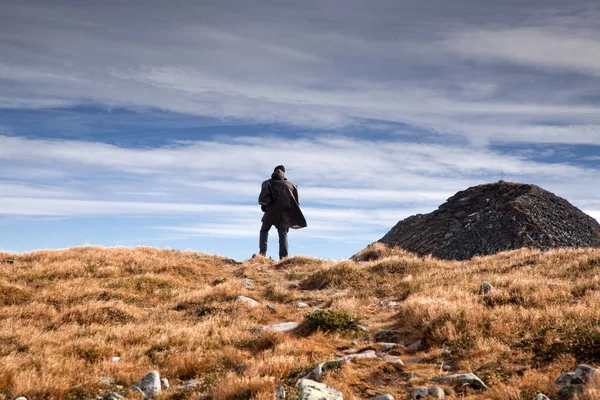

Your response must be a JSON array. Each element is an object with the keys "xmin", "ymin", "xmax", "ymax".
[{"xmin": 275, "ymin": 165, "xmax": 285, "ymax": 173}]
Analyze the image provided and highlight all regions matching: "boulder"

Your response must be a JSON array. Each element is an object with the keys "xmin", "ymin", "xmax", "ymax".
[
  {"xmin": 298, "ymin": 379, "xmax": 343, "ymax": 400},
  {"xmin": 133, "ymin": 370, "xmax": 161, "ymax": 399},
  {"xmin": 235, "ymin": 295, "xmax": 260, "ymax": 307}
]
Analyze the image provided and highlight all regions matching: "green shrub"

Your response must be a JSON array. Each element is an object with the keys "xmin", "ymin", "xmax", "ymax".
[{"xmin": 303, "ymin": 310, "xmax": 358, "ymax": 333}]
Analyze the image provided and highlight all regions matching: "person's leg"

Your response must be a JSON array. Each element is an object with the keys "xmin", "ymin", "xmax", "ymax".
[
  {"xmin": 277, "ymin": 226, "xmax": 289, "ymax": 260},
  {"xmin": 259, "ymin": 223, "xmax": 271, "ymax": 256}
]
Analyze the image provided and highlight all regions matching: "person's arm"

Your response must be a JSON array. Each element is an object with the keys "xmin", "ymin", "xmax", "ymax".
[{"xmin": 258, "ymin": 181, "xmax": 272, "ymax": 209}]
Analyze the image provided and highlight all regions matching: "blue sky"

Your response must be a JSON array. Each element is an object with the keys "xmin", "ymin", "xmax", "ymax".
[{"xmin": 1, "ymin": 1, "xmax": 599, "ymax": 260}]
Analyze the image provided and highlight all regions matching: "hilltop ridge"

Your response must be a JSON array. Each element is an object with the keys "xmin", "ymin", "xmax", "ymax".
[{"xmin": 377, "ymin": 181, "xmax": 600, "ymax": 260}]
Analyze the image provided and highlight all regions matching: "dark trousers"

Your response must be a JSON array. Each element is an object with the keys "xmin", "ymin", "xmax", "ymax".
[{"xmin": 259, "ymin": 223, "xmax": 289, "ymax": 259}]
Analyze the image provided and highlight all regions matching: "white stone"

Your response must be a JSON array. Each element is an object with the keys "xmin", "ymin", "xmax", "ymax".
[
  {"xmin": 297, "ymin": 302, "xmax": 310, "ymax": 308},
  {"xmin": 339, "ymin": 350, "xmax": 377, "ymax": 361},
  {"xmin": 235, "ymin": 295, "xmax": 260, "ymax": 307},
  {"xmin": 298, "ymin": 379, "xmax": 343, "ymax": 400},
  {"xmin": 381, "ymin": 354, "xmax": 404, "ymax": 365},
  {"xmin": 412, "ymin": 388, "xmax": 429, "ymax": 399},
  {"xmin": 161, "ymin": 378, "xmax": 170, "ymax": 389},
  {"xmin": 438, "ymin": 373, "xmax": 488, "ymax": 389},
  {"xmin": 134, "ymin": 370, "xmax": 161, "ymax": 398},
  {"xmin": 371, "ymin": 395, "xmax": 394, "ymax": 400},
  {"xmin": 257, "ymin": 322, "xmax": 299, "ymax": 332},
  {"xmin": 276, "ymin": 386, "xmax": 286, "ymax": 400},
  {"xmin": 376, "ymin": 342, "xmax": 401, "ymax": 351},
  {"xmin": 99, "ymin": 376, "xmax": 115, "ymax": 385},
  {"xmin": 111, "ymin": 356, "xmax": 121, "ymax": 363},
  {"xmin": 176, "ymin": 379, "xmax": 201, "ymax": 390}
]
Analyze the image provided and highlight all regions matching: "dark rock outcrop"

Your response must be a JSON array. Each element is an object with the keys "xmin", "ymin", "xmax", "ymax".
[{"xmin": 377, "ymin": 181, "xmax": 600, "ymax": 260}]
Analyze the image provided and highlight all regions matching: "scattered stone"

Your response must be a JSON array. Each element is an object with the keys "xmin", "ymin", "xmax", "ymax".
[
  {"xmin": 101, "ymin": 393, "xmax": 124, "ymax": 400},
  {"xmin": 235, "ymin": 295, "xmax": 260, "ymax": 307},
  {"xmin": 133, "ymin": 371, "xmax": 161, "ymax": 399},
  {"xmin": 257, "ymin": 322, "xmax": 299, "ymax": 333},
  {"xmin": 267, "ymin": 304, "xmax": 277, "ymax": 312},
  {"xmin": 408, "ymin": 340, "xmax": 422, "ymax": 352},
  {"xmin": 405, "ymin": 357, "xmax": 424, "ymax": 364},
  {"xmin": 357, "ymin": 325, "xmax": 369, "ymax": 332},
  {"xmin": 242, "ymin": 278, "xmax": 254, "ymax": 289},
  {"xmin": 438, "ymin": 372, "xmax": 488, "ymax": 389},
  {"xmin": 555, "ymin": 373, "xmax": 579, "ymax": 387},
  {"xmin": 176, "ymin": 379, "xmax": 201, "ymax": 391},
  {"xmin": 298, "ymin": 379, "xmax": 343, "ymax": 400},
  {"xmin": 289, "ymin": 283, "xmax": 300, "ymax": 289},
  {"xmin": 536, "ymin": 394, "xmax": 550, "ymax": 400},
  {"xmin": 428, "ymin": 387, "xmax": 445, "ymax": 399},
  {"xmin": 339, "ymin": 350, "xmax": 377, "ymax": 361},
  {"xmin": 381, "ymin": 355, "xmax": 404, "ymax": 365},
  {"xmin": 371, "ymin": 395, "xmax": 394, "ymax": 400},
  {"xmin": 329, "ymin": 291, "xmax": 346, "ymax": 298},
  {"xmin": 297, "ymin": 302, "xmax": 310, "ymax": 308},
  {"xmin": 412, "ymin": 388, "xmax": 429, "ymax": 399},
  {"xmin": 99, "ymin": 377, "xmax": 115, "ymax": 385},
  {"xmin": 374, "ymin": 330, "xmax": 403, "ymax": 343},
  {"xmin": 304, "ymin": 360, "xmax": 343, "ymax": 381},
  {"xmin": 305, "ymin": 350, "xmax": 378, "ymax": 380},
  {"xmin": 379, "ymin": 301, "xmax": 398, "ymax": 307},
  {"xmin": 575, "ymin": 364, "xmax": 597, "ymax": 380},
  {"xmin": 376, "ymin": 342, "xmax": 401, "ymax": 351},
  {"xmin": 341, "ymin": 348, "xmax": 358, "ymax": 354},
  {"xmin": 14, "ymin": 397, "xmax": 27, "ymax": 400},
  {"xmin": 557, "ymin": 384, "xmax": 583, "ymax": 400},
  {"xmin": 111, "ymin": 356, "xmax": 121, "ymax": 363},
  {"xmin": 276, "ymin": 386, "xmax": 286, "ymax": 400},
  {"xmin": 412, "ymin": 387, "xmax": 444, "ymax": 399},
  {"xmin": 478, "ymin": 282, "xmax": 493, "ymax": 295},
  {"xmin": 161, "ymin": 378, "xmax": 169, "ymax": 390}
]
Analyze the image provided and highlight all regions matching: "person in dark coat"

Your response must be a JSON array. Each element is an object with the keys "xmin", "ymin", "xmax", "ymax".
[{"xmin": 258, "ymin": 165, "xmax": 307, "ymax": 259}]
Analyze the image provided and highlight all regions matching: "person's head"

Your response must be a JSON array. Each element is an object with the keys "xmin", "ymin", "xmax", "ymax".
[{"xmin": 274, "ymin": 165, "xmax": 285, "ymax": 173}]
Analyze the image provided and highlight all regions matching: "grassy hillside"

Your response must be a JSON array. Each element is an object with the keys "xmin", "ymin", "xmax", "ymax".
[{"xmin": 1, "ymin": 245, "xmax": 600, "ymax": 399}]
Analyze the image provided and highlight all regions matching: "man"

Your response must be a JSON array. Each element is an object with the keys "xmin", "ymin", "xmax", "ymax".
[{"xmin": 257, "ymin": 165, "xmax": 307, "ymax": 260}]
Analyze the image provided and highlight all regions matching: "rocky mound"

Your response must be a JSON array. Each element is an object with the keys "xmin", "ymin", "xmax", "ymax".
[{"xmin": 376, "ymin": 181, "xmax": 600, "ymax": 260}]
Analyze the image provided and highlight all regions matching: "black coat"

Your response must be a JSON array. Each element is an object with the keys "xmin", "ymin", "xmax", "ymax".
[{"xmin": 258, "ymin": 170, "xmax": 307, "ymax": 229}]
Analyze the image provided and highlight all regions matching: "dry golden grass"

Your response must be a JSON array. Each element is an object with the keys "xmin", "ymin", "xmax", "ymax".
[{"xmin": 0, "ymin": 245, "xmax": 600, "ymax": 399}]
